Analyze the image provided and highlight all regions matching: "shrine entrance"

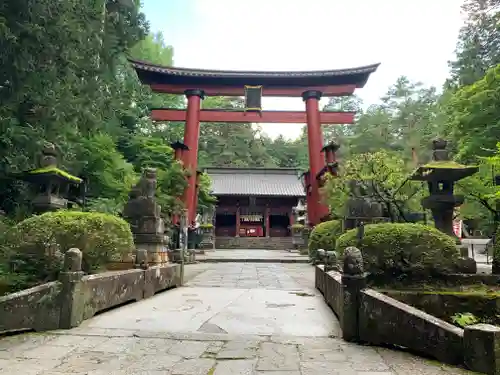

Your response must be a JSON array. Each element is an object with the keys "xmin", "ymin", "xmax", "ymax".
[{"xmin": 130, "ymin": 59, "xmax": 379, "ymax": 227}]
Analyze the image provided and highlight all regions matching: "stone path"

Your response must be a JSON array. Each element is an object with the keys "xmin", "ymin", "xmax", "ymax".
[
  {"xmin": 0, "ymin": 261, "xmax": 476, "ymax": 374},
  {"xmin": 197, "ymin": 249, "xmax": 308, "ymax": 263}
]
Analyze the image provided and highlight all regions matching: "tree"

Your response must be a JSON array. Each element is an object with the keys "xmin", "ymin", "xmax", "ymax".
[
  {"xmin": 444, "ymin": 64, "xmax": 500, "ymax": 162},
  {"xmin": 334, "ymin": 77, "xmax": 441, "ymax": 165},
  {"xmin": 448, "ymin": 0, "xmax": 500, "ymax": 87},
  {"xmin": 0, "ymin": 1, "xmax": 216, "ymax": 221},
  {"xmin": 0, "ymin": 0, "xmax": 148, "ymax": 218},
  {"xmin": 323, "ymin": 150, "xmax": 424, "ymax": 222},
  {"xmin": 321, "ymin": 95, "xmax": 363, "ymax": 159},
  {"xmin": 457, "ymin": 143, "xmax": 500, "ymax": 235}
]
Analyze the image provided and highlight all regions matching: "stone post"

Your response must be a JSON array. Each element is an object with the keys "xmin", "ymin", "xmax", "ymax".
[
  {"xmin": 179, "ymin": 208, "xmax": 188, "ymax": 285},
  {"xmin": 341, "ymin": 246, "xmax": 366, "ymax": 342},
  {"xmin": 317, "ymin": 249, "xmax": 325, "ymax": 266},
  {"xmin": 58, "ymin": 248, "xmax": 84, "ymax": 329},
  {"xmin": 464, "ymin": 324, "xmax": 500, "ymax": 374}
]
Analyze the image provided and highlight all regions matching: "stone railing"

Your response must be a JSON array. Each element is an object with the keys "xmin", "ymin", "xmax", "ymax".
[
  {"xmin": 315, "ymin": 248, "xmax": 500, "ymax": 375},
  {"xmin": 0, "ymin": 248, "xmax": 181, "ymax": 334}
]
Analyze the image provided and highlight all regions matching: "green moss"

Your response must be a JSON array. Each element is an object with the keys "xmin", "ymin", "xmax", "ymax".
[
  {"xmin": 29, "ymin": 167, "xmax": 82, "ymax": 183},
  {"xmin": 308, "ymin": 220, "xmax": 342, "ymax": 261},
  {"xmin": 336, "ymin": 223, "xmax": 460, "ymax": 280},
  {"xmin": 410, "ymin": 161, "xmax": 478, "ymax": 181},
  {"xmin": 421, "ymin": 160, "xmax": 474, "ymax": 169}
]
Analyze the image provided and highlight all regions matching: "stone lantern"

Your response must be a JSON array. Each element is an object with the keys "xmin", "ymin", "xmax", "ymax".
[
  {"xmin": 410, "ymin": 139, "xmax": 478, "ymax": 239},
  {"xmin": 343, "ymin": 180, "xmax": 388, "ymax": 231},
  {"xmin": 170, "ymin": 141, "xmax": 189, "ymax": 164},
  {"xmin": 19, "ymin": 143, "xmax": 82, "ymax": 213},
  {"xmin": 123, "ymin": 168, "xmax": 168, "ymax": 264},
  {"xmin": 292, "ymin": 199, "xmax": 307, "ymax": 225},
  {"xmin": 291, "ymin": 199, "xmax": 308, "ymax": 249}
]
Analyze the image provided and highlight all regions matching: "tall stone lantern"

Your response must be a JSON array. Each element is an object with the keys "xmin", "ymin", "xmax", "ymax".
[
  {"xmin": 410, "ymin": 139, "xmax": 478, "ymax": 239},
  {"xmin": 19, "ymin": 143, "xmax": 82, "ymax": 213}
]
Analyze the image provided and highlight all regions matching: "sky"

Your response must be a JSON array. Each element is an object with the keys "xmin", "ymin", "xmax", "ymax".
[{"xmin": 141, "ymin": 0, "xmax": 465, "ymax": 140}]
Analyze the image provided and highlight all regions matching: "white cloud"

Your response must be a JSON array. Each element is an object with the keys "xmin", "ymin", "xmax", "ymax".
[{"xmin": 148, "ymin": 0, "xmax": 464, "ymax": 139}]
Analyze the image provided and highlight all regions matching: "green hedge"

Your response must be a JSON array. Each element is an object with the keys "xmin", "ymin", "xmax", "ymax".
[
  {"xmin": 308, "ymin": 220, "xmax": 342, "ymax": 260},
  {"xmin": 6, "ymin": 211, "xmax": 134, "ymax": 277},
  {"xmin": 336, "ymin": 223, "xmax": 459, "ymax": 280}
]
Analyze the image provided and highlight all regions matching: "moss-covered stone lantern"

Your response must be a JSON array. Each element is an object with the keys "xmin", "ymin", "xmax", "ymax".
[
  {"xmin": 410, "ymin": 139, "xmax": 478, "ymax": 239},
  {"xmin": 20, "ymin": 143, "xmax": 82, "ymax": 213},
  {"xmin": 343, "ymin": 180, "xmax": 388, "ymax": 231}
]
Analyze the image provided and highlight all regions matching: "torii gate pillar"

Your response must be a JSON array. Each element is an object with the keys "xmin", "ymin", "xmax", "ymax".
[
  {"xmin": 183, "ymin": 89, "xmax": 204, "ymax": 225},
  {"xmin": 303, "ymin": 90, "xmax": 329, "ymax": 225}
]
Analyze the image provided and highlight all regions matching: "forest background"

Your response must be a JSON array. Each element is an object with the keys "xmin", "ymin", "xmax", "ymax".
[{"xmin": 1, "ymin": 0, "xmax": 500, "ymax": 234}]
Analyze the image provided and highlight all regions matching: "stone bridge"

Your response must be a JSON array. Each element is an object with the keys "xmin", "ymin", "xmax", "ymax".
[{"xmin": 0, "ymin": 250, "xmax": 479, "ymax": 374}]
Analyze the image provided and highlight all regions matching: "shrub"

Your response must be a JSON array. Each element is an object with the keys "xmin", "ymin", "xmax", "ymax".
[
  {"xmin": 336, "ymin": 223, "xmax": 459, "ymax": 280},
  {"xmin": 291, "ymin": 223, "xmax": 305, "ymax": 236},
  {"xmin": 6, "ymin": 211, "xmax": 134, "ymax": 276},
  {"xmin": 308, "ymin": 220, "xmax": 342, "ymax": 260}
]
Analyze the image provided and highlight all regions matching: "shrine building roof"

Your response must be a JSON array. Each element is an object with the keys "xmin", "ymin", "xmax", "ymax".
[
  {"xmin": 129, "ymin": 59, "xmax": 380, "ymax": 93},
  {"xmin": 204, "ymin": 168, "xmax": 305, "ymax": 197}
]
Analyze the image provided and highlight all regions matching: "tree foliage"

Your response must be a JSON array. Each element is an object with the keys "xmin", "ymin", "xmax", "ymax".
[
  {"xmin": 444, "ymin": 64, "xmax": 500, "ymax": 162},
  {"xmin": 2, "ymin": 0, "xmax": 500, "ymax": 238},
  {"xmin": 0, "ymin": 0, "xmax": 212, "ymax": 220},
  {"xmin": 448, "ymin": 0, "xmax": 500, "ymax": 87},
  {"xmin": 323, "ymin": 150, "xmax": 424, "ymax": 222}
]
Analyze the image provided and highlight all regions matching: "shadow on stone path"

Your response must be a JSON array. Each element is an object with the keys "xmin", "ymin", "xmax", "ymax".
[{"xmin": 0, "ymin": 261, "xmax": 476, "ymax": 374}]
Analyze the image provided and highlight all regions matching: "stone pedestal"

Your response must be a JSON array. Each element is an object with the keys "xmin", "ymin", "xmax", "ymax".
[
  {"xmin": 464, "ymin": 324, "xmax": 500, "ymax": 374},
  {"xmin": 422, "ymin": 195, "xmax": 463, "ymax": 240},
  {"xmin": 136, "ymin": 242, "xmax": 168, "ymax": 264},
  {"xmin": 123, "ymin": 168, "xmax": 169, "ymax": 265},
  {"xmin": 168, "ymin": 249, "xmax": 195, "ymax": 264}
]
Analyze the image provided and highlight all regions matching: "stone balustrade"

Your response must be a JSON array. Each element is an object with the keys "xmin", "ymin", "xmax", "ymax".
[{"xmin": 0, "ymin": 248, "xmax": 181, "ymax": 333}]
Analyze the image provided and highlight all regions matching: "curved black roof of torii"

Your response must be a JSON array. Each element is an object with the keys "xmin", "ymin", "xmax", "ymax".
[{"xmin": 129, "ymin": 58, "xmax": 380, "ymax": 88}]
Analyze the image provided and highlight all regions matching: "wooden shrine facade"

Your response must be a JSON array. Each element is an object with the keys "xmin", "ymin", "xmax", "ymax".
[
  {"xmin": 205, "ymin": 168, "xmax": 305, "ymax": 238},
  {"xmin": 130, "ymin": 59, "xmax": 379, "ymax": 226}
]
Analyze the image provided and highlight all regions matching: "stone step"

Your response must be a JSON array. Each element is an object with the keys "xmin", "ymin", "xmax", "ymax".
[{"xmin": 215, "ymin": 236, "xmax": 294, "ymax": 250}]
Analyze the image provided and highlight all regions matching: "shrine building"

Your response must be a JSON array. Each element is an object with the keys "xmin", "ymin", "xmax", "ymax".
[{"xmin": 204, "ymin": 167, "xmax": 305, "ymax": 246}]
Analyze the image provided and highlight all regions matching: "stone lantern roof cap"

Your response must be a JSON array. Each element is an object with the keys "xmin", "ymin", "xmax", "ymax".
[
  {"xmin": 410, "ymin": 161, "xmax": 478, "ymax": 182},
  {"xmin": 17, "ymin": 167, "xmax": 82, "ymax": 184}
]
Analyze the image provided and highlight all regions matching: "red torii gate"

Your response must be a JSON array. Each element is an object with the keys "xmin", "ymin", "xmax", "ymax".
[{"xmin": 130, "ymin": 59, "xmax": 379, "ymax": 226}]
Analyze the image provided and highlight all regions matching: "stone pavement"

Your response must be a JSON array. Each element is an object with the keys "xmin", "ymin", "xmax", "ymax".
[
  {"xmin": 0, "ymin": 261, "xmax": 476, "ymax": 374},
  {"xmin": 196, "ymin": 249, "xmax": 309, "ymax": 263}
]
